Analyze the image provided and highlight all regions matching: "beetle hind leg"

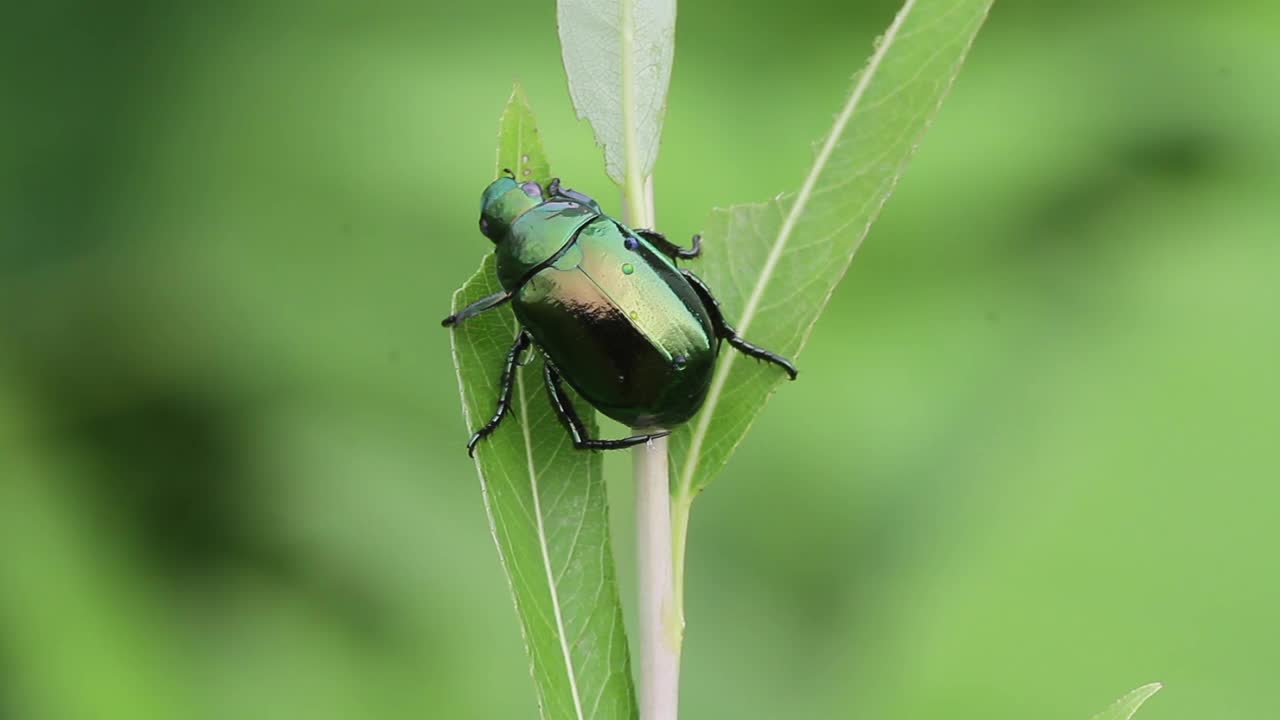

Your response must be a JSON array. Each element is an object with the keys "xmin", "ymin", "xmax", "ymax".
[
  {"xmin": 680, "ymin": 269, "xmax": 798, "ymax": 380},
  {"xmin": 722, "ymin": 334, "xmax": 798, "ymax": 380},
  {"xmin": 466, "ymin": 330, "xmax": 533, "ymax": 456},
  {"xmin": 634, "ymin": 229, "xmax": 702, "ymax": 260},
  {"xmin": 543, "ymin": 363, "xmax": 670, "ymax": 450}
]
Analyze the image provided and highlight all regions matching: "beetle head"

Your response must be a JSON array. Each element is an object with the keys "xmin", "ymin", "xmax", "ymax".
[{"xmin": 479, "ymin": 176, "xmax": 544, "ymax": 242}]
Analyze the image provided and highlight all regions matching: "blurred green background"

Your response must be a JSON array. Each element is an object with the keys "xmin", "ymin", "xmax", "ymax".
[{"xmin": 3, "ymin": 0, "xmax": 1278, "ymax": 718}]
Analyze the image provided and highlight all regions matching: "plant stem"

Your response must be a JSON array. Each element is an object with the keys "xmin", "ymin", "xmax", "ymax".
[
  {"xmin": 625, "ymin": 176, "xmax": 680, "ymax": 720},
  {"xmin": 633, "ymin": 434, "xmax": 680, "ymax": 720}
]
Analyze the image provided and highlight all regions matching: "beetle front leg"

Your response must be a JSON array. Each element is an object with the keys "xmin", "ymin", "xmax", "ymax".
[
  {"xmin": 466, "ymin": 330, "xmax": 532, "ymax": 456},
  {"xmin": 543, "ymin": 363, "xmax": 670, "ymax": 450},
  {"xmin": 634, "ymin": 229, "xmax": 702, "ymax": 260},
  {"xmin": 442, "ymin": 290, "xmax": 512, "ymax": 327},
  {"xmin": 680, "ymin": 269, "xmax": 798, "ymax": 380},
  {"xmin": 546, "ymin": 178, "xmax": 603, "ymax": 214}
]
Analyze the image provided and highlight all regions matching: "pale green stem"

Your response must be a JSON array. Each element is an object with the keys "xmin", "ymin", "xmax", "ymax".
[
  {"xmin": 620, "ymin": 2, "xmax": 677, "ymax": 714},
  {"xmin": 624, "ymin": 173, "xmax": 680, "ymax": 720},
  {"xmin": 633, "ymin": 433, "xmax": 680, "ymax": 720}
]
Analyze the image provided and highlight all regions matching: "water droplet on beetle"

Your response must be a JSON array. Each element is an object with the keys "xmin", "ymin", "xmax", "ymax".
[
  {"xmin": 629, "ymin": 310, "xmax": 639, "ymax": 321},
  {"xmin": 624, "ymin": 237, "xmax": 639, "ymax": 251},
  {"xmin": 673, "ymin": 354, "xmax": 688, "ymax": 370},
  {"xmin": 621, "ymin": 263, "xmax": 635, "ymax": 275}
]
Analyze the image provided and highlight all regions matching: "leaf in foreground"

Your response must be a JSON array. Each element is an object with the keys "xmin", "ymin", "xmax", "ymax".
[
  {"xmin": 450, "ymin": 85, "xmax": 636, "ymax": 720},
  {"xmin": 557, "ymin": 0, "xmax": 676, "ymax": 188},
  {"xmin": 669, "ymin": 0, "xmax": 994, "ymax": 517},
  {"xmin": 1088, "ymin": 683, "xmax": 1162, "ymax": 720}
]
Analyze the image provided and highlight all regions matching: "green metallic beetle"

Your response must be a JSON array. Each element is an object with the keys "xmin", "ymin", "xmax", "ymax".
[{"xmin": 443, "ymin": 172, "xmax": 796, "ymax": 455}]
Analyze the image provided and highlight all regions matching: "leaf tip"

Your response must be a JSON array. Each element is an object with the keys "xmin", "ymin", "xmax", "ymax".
[
  {"xmin": 508, "ymin": 79, "xmax": 528, "ymax": 102},
  {"xmin": 1090, "ymin": 682, "xmax": 1163, "ymax": 720}
]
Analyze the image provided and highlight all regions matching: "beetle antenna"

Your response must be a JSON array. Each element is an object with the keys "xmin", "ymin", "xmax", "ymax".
[{"xmin": 502, "ymin": 167, "xmax": 515, "ymax": 179}]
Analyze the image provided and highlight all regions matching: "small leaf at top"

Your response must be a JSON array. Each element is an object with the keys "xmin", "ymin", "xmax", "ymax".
[
  {"xmin": 557, "ymin": 0, "xmax": 676, "ymax": 185},
  {"xmin": 1088, "ymin": 683, "xmax": 1163, "ymax": 720},
  {"xmin": 496, "ymin": 83, "xmax": 553, "ymax": 186},
  {"xmin": 449, "ymin": 85, "xmax": 637, "ymax": 720}
]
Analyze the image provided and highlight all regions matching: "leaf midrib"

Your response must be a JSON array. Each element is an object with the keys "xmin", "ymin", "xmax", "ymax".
[
  {"xmin": 619, "ymin": 0, "xmax": 652, "ymax": 225},
  {"xmin": 516, "ymin": 361, "xmax": 588, "ymax": 720},
  {"xmin": 674, "ymin": 0, "xmax": 921, "ymax": 496}
]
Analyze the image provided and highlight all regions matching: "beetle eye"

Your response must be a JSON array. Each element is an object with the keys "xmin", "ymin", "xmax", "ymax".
[
  {"xmin": 521, "ymin": 181, "xmax": 543, "ymax": 200},
  {"xmin": 479, "ymin": 217, "xmax": 490, "ymax": 235}
]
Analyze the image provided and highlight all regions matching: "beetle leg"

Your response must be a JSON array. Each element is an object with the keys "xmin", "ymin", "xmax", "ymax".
[
  {"xmin": 466, "ymin": 330, "xmax": 533, "ymax": 456},
  {"xmin": 634, "ymin": 229, "xmax": 702, "ymax": 260},
  {"xmin": 543, "ymin": 363, "xmax": 671, "ymax": 450},
  {"xmin": 442, "ymin": 290, "xmax": 512, "ymax": 327},
  {"xmin": 547, "ymin": 177, "xmax": 604, "ymax": 214},
  {"xmin": 680, "ymin": 269, "xmax": 799, "ymax": 380}
]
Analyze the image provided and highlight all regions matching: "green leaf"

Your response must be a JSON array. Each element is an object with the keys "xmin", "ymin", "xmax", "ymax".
[
  {"xmin": 450, "ymin": 85, "xmax": 637, "ymax": 720},
  {"xmin": 556, "ymin": 0, "xmax": 676, "ymax": 188},
  {"xmin": 1088, "ymin": 683, "xmax": 1163, "ymax": 720},
  {"xmin": 669, "ymin": 0, "xmax": 994, "ymax": 513}
]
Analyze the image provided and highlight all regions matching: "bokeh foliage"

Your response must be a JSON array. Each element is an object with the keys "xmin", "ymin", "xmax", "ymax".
[{"xmin": 2, "ymin": 1, "xmax": 1278, "ymax": 719}]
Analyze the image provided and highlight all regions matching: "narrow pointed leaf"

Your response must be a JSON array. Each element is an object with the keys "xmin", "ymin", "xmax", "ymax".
[
  {"xmin": 1088, "ymin": 683, "xmax": 1163, "ymax": 720},
  {"xmin": 557, "ymin": 0, "xmax": 676, "ymax": 185},
  {"xmin": 497, "ymin": 84, "xmax": 553, "ymax": 187},
  {"xmin": 670, "ymin": 0, "xmax": 994, "ymax": 500},
  {"xmin": 450, "ymin": 85, "xmax": 637, "ymax": 720}
]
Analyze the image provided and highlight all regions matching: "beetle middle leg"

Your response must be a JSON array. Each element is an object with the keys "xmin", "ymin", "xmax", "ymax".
[
  {"xmin": 466, "ymin": 330, "xmax": 533, "ymax": 456},
  {"xmin": 633, "ymin": 229, "xmax": 702, "ymax": 260},
  {"xmin": 543, "ymin": 363, "xmax": 670, "ymax": 450},
  {"xmin": 680, "ymin": 269, "xmax": 799, "ymax": 380}
]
